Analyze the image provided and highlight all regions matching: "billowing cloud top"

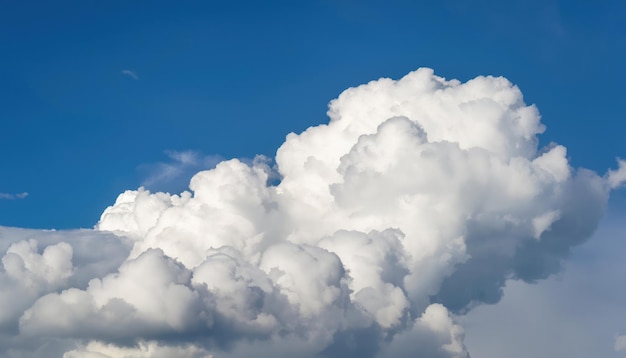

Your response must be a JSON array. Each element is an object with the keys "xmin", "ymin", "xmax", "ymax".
[{"xmin": 1, "ymin": 68, "xmax": 621, "ymax": 357}]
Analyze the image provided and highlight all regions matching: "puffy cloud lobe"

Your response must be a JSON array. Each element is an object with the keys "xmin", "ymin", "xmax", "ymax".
[
  {"xmin": 19, "ymin": 248, "xmax": 206, "ymax": 340},
  {"xmin": 0, "ymin": 240, "xmax": 73, "ymax": 327},
  {"xmin": 377, "ymin": 304, "xmax": 468, "ymax": 358},
  {"xmin": 260, "ymin": 243, "xmax": 348, "ymax": 318},
  {"xmin": 0, "ymin": 68, "xmax": 622, "ymax": 357},
  {"xmin": 191, "ymin": 249, "xmax": 280, "ymax": 335},
  {"xmin": 3, "ymin": 239, "xmax": 73, "ymax": 289},
  {"xmin": 318, "ymin": 229, "xmax": 410, "ymax": 328},
  {"xmin": 97, "ymin": 189, "xmax": 190, "ymax": 238},
  {"xmin": 0, "ymin": 227, "xmax": 130, "ymax": 357},
  {"xmin": 379, "ymin": 304, "xmax": 469, "ymax": 358},
  {"xmin": 607, "ymin": 158, "xmax": 626, "ymax": 189}
]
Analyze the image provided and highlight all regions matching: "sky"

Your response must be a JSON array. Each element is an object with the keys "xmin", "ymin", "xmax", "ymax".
[
  {"xmin": 1, "ymin": 0, "xmax": 625, "ymax": 229},
  {"xmin": 1, "ymin": 1, "xmax": 625, "ymax": 357}
]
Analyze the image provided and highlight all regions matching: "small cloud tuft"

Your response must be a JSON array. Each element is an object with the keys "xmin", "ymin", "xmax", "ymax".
[
  {"xmin": 607, "ymin": 159, "xmax": 626, "ymax": 189},
  {"xmin": 0, "ymin": 192, "xmax": 28, "ymax": 200},
  {"xmin": 615, "ymin": 334, "xmax": 626, "ymax": 353},
  {"xmin": 121, "ymin": 69, "xmax": 139, "ymax": 80}
]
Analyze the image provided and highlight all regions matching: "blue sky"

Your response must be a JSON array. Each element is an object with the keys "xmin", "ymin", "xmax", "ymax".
[{"xmin": 1, "ymin": 0, "xmax": 624, "ymax": 229}]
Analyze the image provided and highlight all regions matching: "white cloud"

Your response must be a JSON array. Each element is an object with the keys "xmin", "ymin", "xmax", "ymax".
[
  {"xmin": 378, "ymin": 304, "xmax": 468, "ymax": 358},
  {"xmin": 0, "ymin": 227, "xmax": 130, "ymax": 357},
  {"xmin": 0, "ymin": 192, "xmax": 28, "ymax": 200},
  {"xmin": 0, "ymin": 239, "xmax": 73, "ymax": 327},
  {"xmin": 121, "ymin": 69, "xmax": 139, "ymax": 80},
  {"xmin": 616, "ymin": 335, "xmax": 626, "ymax": 354},
  {"xmin": 19, "ymin": 248, "xmax": 207, "ymax": 340},
  {"xmin": 607, "ymin": 158, "xmax": 626, "ymax": 189},
  {"xmin": 63, "ymin": 341, "xmax": 213, "ymax": 358},
  {"xmin": 0, "ymin": 68, "xmax": 623, "ymax": 357}
]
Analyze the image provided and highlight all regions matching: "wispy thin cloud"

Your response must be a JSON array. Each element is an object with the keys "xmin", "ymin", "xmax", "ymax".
[
  {"xmin": 0, "ymin": 192, "xmax": 28, "ymax": 200},
  {"xmin": 121, "ymin": 69, "xmax": 139, "ymax": 80},
  {"xmin": 616, "ymin": 334, "xmax": 626, "ymax": 353},
  {"xmin": 139, "ymin": 150, "xmax": 223, "ymax": 191}
]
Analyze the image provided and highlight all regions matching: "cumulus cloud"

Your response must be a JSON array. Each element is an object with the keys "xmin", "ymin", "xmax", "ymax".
[
  {"xmin": 0, "ymin": 192, "xmax": 28, "ymax": 200},
  {"xmin": 0, "ymin": 68, "xmax": 623, "ymax": 357}
]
